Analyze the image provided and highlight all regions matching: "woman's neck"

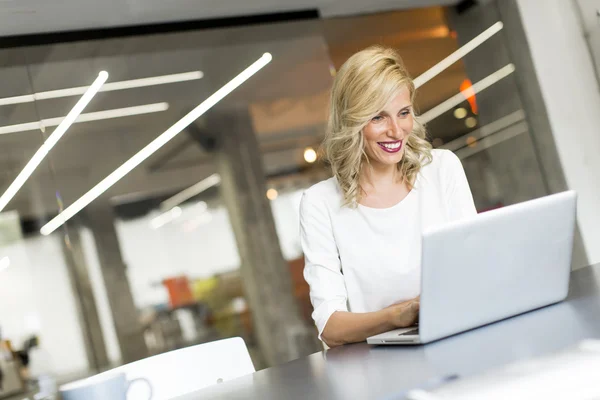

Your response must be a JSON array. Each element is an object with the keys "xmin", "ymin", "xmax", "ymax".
[
  {"xmin": 360, "ymin": 163, "xmax": 403, "ymax": 191},
  {"xmin": 358, "ymin": 163, "xmax": 411, "ymax": 208}
]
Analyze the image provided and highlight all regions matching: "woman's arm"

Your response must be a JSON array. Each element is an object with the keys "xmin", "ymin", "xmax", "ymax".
[
  {"xmin": 321, "ymin": 297, "xmax": 419, "ymax": 347},
  {"xmin": 300, "ymin": 190, "xmax": 419, "ymax": 347},
  {"xmin": 300, "ymin": 190, "xmax": 350, "ymax": 341}
]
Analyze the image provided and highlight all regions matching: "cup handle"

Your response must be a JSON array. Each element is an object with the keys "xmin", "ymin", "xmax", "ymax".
[{"xmin": 127, "ymin": 377, "xmax": 154, "ymax": 400}]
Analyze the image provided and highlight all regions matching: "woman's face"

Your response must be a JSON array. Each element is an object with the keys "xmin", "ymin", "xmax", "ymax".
[{"xmin": 362, "ymin": 87, "xmax": 413, "ymax": 168}]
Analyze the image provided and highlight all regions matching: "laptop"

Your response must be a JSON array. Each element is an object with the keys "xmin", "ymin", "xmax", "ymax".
[{"xmin": 367, "ymin": 190, "xmax": 577, "ymax": 345}]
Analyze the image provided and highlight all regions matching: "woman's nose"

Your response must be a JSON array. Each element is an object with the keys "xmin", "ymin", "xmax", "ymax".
[{"xmin": 387, "ymin": 117, "xmax": 401, "ymax": 137}]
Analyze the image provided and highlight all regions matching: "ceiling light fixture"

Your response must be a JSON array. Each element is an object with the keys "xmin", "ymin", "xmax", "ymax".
[
  {"xmin": 453, "ymin": 107, "xmax": 468, "ymax": 119},
  {"xmin": 414, "ymin": 21, "xmax": 503, "ymax": 88},
  {"xmin": 40, "ymin": 53, "xmax": 272, "ymax": 236},
  {"xmin": 465, "ymin": 117, "xmax": 478, "ymax": 128},
  {"xmin": 0, "ymin": 71, "xmax": 202, "ymax": 107},
  {"xmin": 0, "ymin": 103, "xmax": 169, "ymax": 135},
  {"xmin": 0, "ymin": 71, "xmax": 108, "ymax": 213},
  {"xmin": 150, "ymin": 206, "xmax": 182, "ymax": 230},
  {"xmin": 266, "ymin": 188, "xmax": 278, "ymax": 201},
  {"xmin": 420, "ymin": 64, "xmax": 515, "ymax": 124},
  {"xmin": 304, "ymin": 147, "xmax": 317, "ymax": 163},
  {"xmin": 160, "ymin": 174, "xmax": 221, "ymax": 211}
]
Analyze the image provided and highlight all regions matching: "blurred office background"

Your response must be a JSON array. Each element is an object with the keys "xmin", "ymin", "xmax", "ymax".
[{"xmin": 1, "ymin": 0, "xmax": 600, "ymax": 397}]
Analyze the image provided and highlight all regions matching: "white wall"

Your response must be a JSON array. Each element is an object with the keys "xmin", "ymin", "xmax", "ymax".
[
  {"xmin": 115, "ymin": 205, "xmax": 242, "ymax": 308},
  {"xmin": 114, "ymin": 190, "xmax": 305, "ymax": 308},
  {"xmin": 517, "ymin": 0, "xmax": 600, "ymax": 266},
  {"xmin": 0, "ymin": 237, "xmax": 89, "ymax": 377},
  {"xmin": 270, "ymin": 190, "xmax": 305, "ymax": 260}
]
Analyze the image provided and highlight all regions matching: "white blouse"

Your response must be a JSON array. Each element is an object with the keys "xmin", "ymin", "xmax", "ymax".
[{"xmin": 299, "ymin": 149, "xmax": 477, "ymax": 337}]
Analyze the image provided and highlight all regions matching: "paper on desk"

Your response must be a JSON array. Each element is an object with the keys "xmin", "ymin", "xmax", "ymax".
[{"xmin": 415, "ymin": 340, "xmax": 600, "ymax": 400}]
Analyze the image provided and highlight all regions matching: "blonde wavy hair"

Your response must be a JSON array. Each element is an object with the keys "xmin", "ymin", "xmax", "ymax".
[{"xmin": 323, "ymin": 45, "xmax": 432, "ymax": 207}]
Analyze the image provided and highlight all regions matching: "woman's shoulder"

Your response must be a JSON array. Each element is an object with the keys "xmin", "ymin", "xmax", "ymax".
[
  {"xmin": 302, "ymin": 177, "xmax": 343, "ymax": 209},
  {"xmin": 430, "ymin": 148, "xmax": 460, "ymax": 164},
  {"xmin": 422, "ymin": 148, "xmax": 463, "ymax": 174}
]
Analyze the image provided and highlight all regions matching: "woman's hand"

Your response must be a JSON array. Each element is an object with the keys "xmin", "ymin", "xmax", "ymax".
[
  {"xmin": 388, "ymin": 296, "xmax": 420, "ymax": 328},
  {"xmin": 321, "ymin": 296, "xmax": 420, "ymax": 347}
]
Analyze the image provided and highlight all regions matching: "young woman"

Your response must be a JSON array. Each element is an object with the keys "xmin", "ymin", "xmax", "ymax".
[{"xmin": 300, "ymin": 46, "xmax": 477, "ymax": 347}]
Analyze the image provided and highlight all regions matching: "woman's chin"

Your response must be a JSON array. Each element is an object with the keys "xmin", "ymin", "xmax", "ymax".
[
  {"xmin": 379, "ymin": 152, "xmax": 404, "ymax": 165},
  {"xmin": 370, "ymin": 157, "xmax": 403, "ymax": 168}
]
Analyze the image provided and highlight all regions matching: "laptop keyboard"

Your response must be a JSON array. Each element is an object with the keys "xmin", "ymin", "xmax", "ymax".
[{"xmin": 398, "ymin": 328, "xmax": 419, "ymax": 336}]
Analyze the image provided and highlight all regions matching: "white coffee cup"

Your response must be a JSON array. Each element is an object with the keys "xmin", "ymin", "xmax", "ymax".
[{"xmin": 60, "ymin": 372, "xmax": 152, "ymax": 400}]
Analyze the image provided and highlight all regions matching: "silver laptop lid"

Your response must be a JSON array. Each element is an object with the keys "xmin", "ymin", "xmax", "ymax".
[{"xmin": 418, "ymin": 191, "xmax": 576, "ymax": 344}]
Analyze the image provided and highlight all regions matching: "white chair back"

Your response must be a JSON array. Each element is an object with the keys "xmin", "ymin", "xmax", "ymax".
[{"xmin": 99, "ymin": 337, "xmax": 254, "ymax": 400}]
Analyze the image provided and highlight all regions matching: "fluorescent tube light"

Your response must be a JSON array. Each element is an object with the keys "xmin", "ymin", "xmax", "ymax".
[
  {"xmin": 40, "ymin": 53, "xmax": 272, "ymax": 235},
  {"xmin": 160, "ymin": 174, "xmax": 221, "ymax": 211},
  {"xmin": 414, "ymin": 22, "xmax": 504, "ymax": 88},
  {"xmin": 0, "ymin": 71, "xmax": 108, "ymax": 212},
  {"xmin": 0, "ymin": 103, "xmax": 169, "ymax": 135},
  {"xmin": 420, "ymin": 64, "xmax": 515, "ymax": 124},
  {"xmin": 0, "ymin": 71, "xmax": 202, "ymax": 107}
]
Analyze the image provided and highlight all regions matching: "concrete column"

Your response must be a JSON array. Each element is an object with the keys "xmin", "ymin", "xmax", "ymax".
[
  {"xmin": 205, "ymin": 109, "xmax": 320, "ymax": 367},
  {"xmin": 448, "ymin": 0, "xmax": 589, "ymax": 268},
  {"xmin": 60, "ymin": 225, "xmax": 109, "ymax": 372},
  {"xmin": 84, "ymin": 202, "xmax": 149, "ymax": 363}
]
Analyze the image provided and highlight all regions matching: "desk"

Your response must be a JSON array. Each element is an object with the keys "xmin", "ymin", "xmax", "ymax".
[{"xmin": 174, "ymin": 263, "xmax": 600, "ymax": 400}]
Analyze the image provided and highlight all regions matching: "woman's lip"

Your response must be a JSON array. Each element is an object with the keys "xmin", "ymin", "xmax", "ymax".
[{"xmin": 377, "ymin": 140, "xmax": 403, "ymax": 153}]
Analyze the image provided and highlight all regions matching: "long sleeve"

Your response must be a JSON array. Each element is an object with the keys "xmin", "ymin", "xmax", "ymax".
[
  {"xmin": 299, "ymin": 191, "xmax": 348, "ymax": 338},
  {"xmin": 441, "ymin": 150, "xmax": 477, "ymax": 221}
]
